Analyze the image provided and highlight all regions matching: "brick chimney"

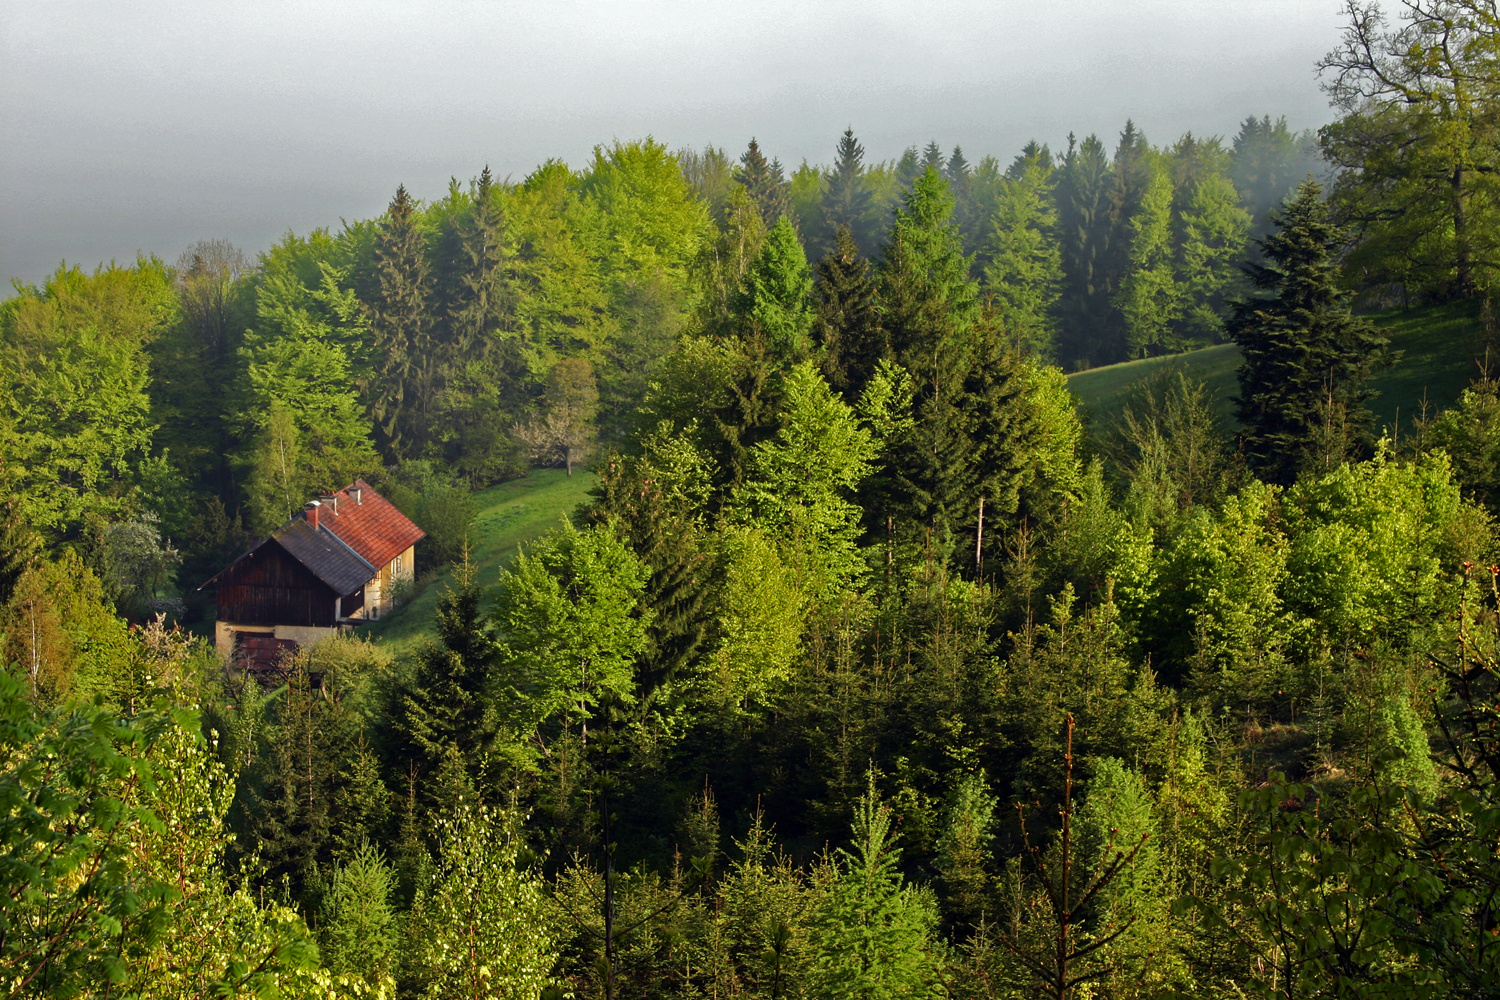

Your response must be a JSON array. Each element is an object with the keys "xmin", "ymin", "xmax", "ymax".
[{"xmin": 304, "ymin": 500, "xmax": 321, "ymax": 530}]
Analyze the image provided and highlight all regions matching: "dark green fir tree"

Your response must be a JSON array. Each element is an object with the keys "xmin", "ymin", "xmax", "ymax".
[
  {"xmin": 820, "ymin": 128, "xmax": 876, "ymax": 256},
  {"xmin": 813, "ymin": 225, "xmax": 883, "ymax": 401},
  {"xmin": 366, "ymin": 184, "xmax": 434, "ymax": 460},
  {"xmin": 1056, "ymin": 133, "xmax": 1114, "ymax": 370},
  {"xmin": 737, "ymin": 138, "xmax": 792, "ymax": 228},
  {"xmin": 1228, "ymin": 181, "xmax": 1389, "ymax": 485},
  {"xmin": 394, "ymin": 557, "xmax": 500, "ymax": 800}
]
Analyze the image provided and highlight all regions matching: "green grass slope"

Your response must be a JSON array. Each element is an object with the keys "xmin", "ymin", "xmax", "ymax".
[
  {"xmin": 1067, "ymin": 299, "xmax": 1487, "ymax": 434},
  {"xmin": 360, "ymin": 468, "xmax": 597, "ymax": 658}
]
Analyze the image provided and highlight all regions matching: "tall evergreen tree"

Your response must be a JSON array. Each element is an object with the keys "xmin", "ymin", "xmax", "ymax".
[
  {"xmin": 896, "ymin": 145, "xmax": 924, "ymax": 190},
  {"xmin": 923, "ymin": 141, "xmax": 946, "ymax": 174},
  {"xmin": 737, "ymin": 138, "xmax": 792, "ymax": 227},
  {"xmin": 1056, "ymin": 134, "xmax": 1114, "ymax": 369},
  {"xmin": 1119, "ymin": 159, "xmax": 1182, "ymax": 357},
  {"xmin": 734, "ymin": 215, "xmax": 815, "ymax": 360},
  {"xmin": 1228, "ymin": 182, "xmax": 1389, "ymax": 485},
  {"xmin": 1230, "ymin": 115, "xmax": 1316, "ymax": 236},
  {"xmin": 395, "ymin": 559, "xmax": 500, "ymax": 800},
  {"xmin": 1097, "ymin": 121, "xmax": 1154, "ymax": 364},
  {"xmin": 813, "ymin": 225, "xmax": 884, "ymax": 400},
  {"xmin": 820, "ymin": 128, "xmax": 876, "ymax": 256},
  {"xmin": 872, "ymin": 168, "xmax": 982, "ymax": 558},
  {"xmin": 366, "ymin": 184, "xmax": 434, "ymax": 460},
  {"xmin": 983, "ymin": 160, "xmax": 1063, "ymax": 356}
]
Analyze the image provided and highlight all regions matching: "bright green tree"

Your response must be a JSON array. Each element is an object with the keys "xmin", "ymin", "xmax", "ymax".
[
  {"xmin": 239, "ymin": 262, "xmax": 379, "ymax": 531},
  {"xmin": 492, "ymin": 521, "xmax": 652, "ymax": 734},
  {"xmin": 805, "ymin": 776, "xmax": 943, "ymax": 1000},
  {"xmin": 732, "ymin": 362, "xmax": 877, "ymax": 601},
  {"xmin": 1176, "ymin": 171, "xmax": 1251, "ymax": 343},
  {"xmin": 403, "ymin": 804, "xmax": 561, "ymax": 1000},
  {"xmin": 0, "ymin": 261, "xmax": 170, "ymax": 540},
  {"xmin": 734, "ymin": 215, "xmax": 815, "ymax": 360},
  {"xmin": 1119, "ymin": 160, "xmax": 1182, "ymax": 357},
  {"xmin": 983, "ymin": 159, "xmax": 1063, "ymax": 356}
]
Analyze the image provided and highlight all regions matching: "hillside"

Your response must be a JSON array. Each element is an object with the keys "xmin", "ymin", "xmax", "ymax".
[
  {"xmin": 1068, "ymin": 299, "xmax": 1487, "ymax": 434},
  {"xmin": 360, "ymin": 468, "xmax": 597, "ymax": 657}
]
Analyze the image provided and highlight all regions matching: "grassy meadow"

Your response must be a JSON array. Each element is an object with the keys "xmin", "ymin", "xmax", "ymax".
[{"xmin": 1068, "ymin": 299, "xmax": 1488, "ymax": 435}]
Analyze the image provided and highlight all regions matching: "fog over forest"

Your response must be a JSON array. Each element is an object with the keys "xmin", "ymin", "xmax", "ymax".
[{"xmin": 1, "ymin": 0, "xmax": 1343, "ymax": 284}]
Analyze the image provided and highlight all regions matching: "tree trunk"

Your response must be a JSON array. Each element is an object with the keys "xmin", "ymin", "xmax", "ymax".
[{"xmin": 1454, "ymin": 165, "xmax": 1474, "ymax": 295}]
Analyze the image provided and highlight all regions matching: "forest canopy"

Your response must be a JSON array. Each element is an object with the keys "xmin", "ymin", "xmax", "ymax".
[{"xmin": 9, "ymin": 4, "xmax": 1500, "ymax": 997}]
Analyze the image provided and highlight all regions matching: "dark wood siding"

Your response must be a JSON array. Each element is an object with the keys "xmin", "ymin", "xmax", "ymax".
[{"xmin": 216, "ymin": 541, "xmax": 337, "ymax": 626}]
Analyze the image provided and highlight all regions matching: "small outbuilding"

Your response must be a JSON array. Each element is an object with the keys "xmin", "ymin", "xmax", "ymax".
[{"xmin": 201, "ymin": 480, "xmax": 424, "ymax": 671}]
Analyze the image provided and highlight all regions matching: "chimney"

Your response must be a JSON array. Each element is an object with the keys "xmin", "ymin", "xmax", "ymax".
[{"xmin": 304, "ymin": 500, "xmax": 321, "ymax": 530}]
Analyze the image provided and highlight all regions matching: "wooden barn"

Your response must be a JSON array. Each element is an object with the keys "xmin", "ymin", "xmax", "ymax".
[{"xmin": 201, "ymin": 480, "xmax": 424, "ymax": 672}]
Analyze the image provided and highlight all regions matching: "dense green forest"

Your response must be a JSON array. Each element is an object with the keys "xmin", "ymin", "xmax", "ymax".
[{"xmin": 11, "ymin": 3, "xmax": 1500, "ymax": 997}]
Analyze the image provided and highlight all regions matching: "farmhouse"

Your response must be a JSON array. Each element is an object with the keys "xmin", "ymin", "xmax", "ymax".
[{"xmin": 201, "ymin": 480, "xmax": 424, "ymax": 670}]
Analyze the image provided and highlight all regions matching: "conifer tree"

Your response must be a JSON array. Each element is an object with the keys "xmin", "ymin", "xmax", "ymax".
[
  {"xmin": 1119, "ymin": 161, "xmax": 1182, "ymax": 356},
  {"xmin": 805, "ymin": 775, "xmax": 942, "ymax": 999},
  {"xmin": 738, "ymin": 138, "xmax": 792, "ymax": 227},
  {"xmin": 984, "ymin": 160, "xmax": 1063, "ymax": 356},
  {"xmin": 923, "ymin": 141, "xmax": 946, "ymax": 174},
  {"xmin": 813, "ymin": 225, "xmax": 883, "ymax": 400},
  {"xmin": 820, "ymin": 128, "xmax": 876, "ymax": 255},
  {"xmin": 1056, "ymin": 134, "xmax": 1114, "ymax": 369},
  {"xmin": 395, "ymin": 557, "xmax": 500, "ymax": 797},
  {"xmin": 871, "ymin": 167, "xmax": 982, "ymax": 555},
  {"xmin": 586, "ymin": 426, "xmax": 716, "ymax": 696},
  {"xmin": 250, "ymin": 662, "xmax": 359, "ymax": 900},
  {"xmin": 366, "ymin": 184, "xmax": 434, "ymax": 460},
  {"xmin": 896, "ymin": 145, "xmax": 924, "ymax": 190},
  {"xmin": 734, "ymin": 215, "xmax": 815, "ymax": 360},
  {"xmin": 1095, "ymin": 121, "xmax": 1154, "ymax": 364},
  {"xmin": 1228, "ymin": 181, "xmax": 1388, "ymax": 485},
  {"xmin": 448, "ymin": 166, "xmax": 509, "ymax": 351}
]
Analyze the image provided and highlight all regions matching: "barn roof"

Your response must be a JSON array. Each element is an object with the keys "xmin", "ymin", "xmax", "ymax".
[
  {"xmin": 200, "ymin": 481, "xmax": 425, "ymax": 596},
  {"xmin": 273, "ymin": 516, "xmax": 376, "ymax": 596},
  {"xmin": 316, "ymin": 479, "xmax": 425, "ymax": 569}
]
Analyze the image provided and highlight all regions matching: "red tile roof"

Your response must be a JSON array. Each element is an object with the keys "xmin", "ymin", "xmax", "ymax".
[{"xmin": 318, "ymin": 479, "xmax": 425, "ymax": 569}]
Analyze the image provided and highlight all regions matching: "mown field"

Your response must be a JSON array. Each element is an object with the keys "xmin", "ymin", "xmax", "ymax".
[
  {"xmin": 361, "ymin": 468, "xmax": 596, "ymax": 657},
  {"xmin": 1068, "ymin": 299, "xmax": 1488, "ymax": 434}
]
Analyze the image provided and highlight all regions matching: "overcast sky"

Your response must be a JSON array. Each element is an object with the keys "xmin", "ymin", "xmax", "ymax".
[{"xmin": 1, "ymin": 0, "xmax": 1351, "ymax": 286}]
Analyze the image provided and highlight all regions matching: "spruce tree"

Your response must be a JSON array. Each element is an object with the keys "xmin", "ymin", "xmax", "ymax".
[
  {"xmin": 813, "ymin": 225, "xmax": 883, "ymax": 400},
  {"xmin": 983, "ymin": 160, "xmax": 1063, "ymax": 356},
  {"xmin": 737, "ymin": 138, "xmax": 792, "ymax": 227},
  {"xmin": 395, "ymin": 558, "xmax": 500, "ymax": 799},
  {"xmin": 1056, "ymin": 134, "xmax": 1114, "ymax": 370},
  {"xmin": 1097, "ymin": 121, "xmax": 1153, "ymax": 364},
  {"xmin": 447, "ymin": 166, "xmax": 510, "ymax": 353},
  {"xmin": 820, "ymin": 128, "xmax": 876, "ymax": 256},
  {"xmin": 1228, "ymin": 181, "xmax": 1388, "ymax": 485},
  {"xmin": 896, "ymin": 145, "xmax": 924, "ymax": 190},
  {"xmin": 366, "ymin": 184, "xmax": 434, "ymax": 460},
  {"xmin": 733, "ymin": 215, "xmax": 815, "ymax": 360},
  {"xmin": 923, "ymin": 140, "xmax": 946, "ymax": 174},
  {"xmin": 871, "ymin": 168, "xmax": 982, "ymax": 559}
]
